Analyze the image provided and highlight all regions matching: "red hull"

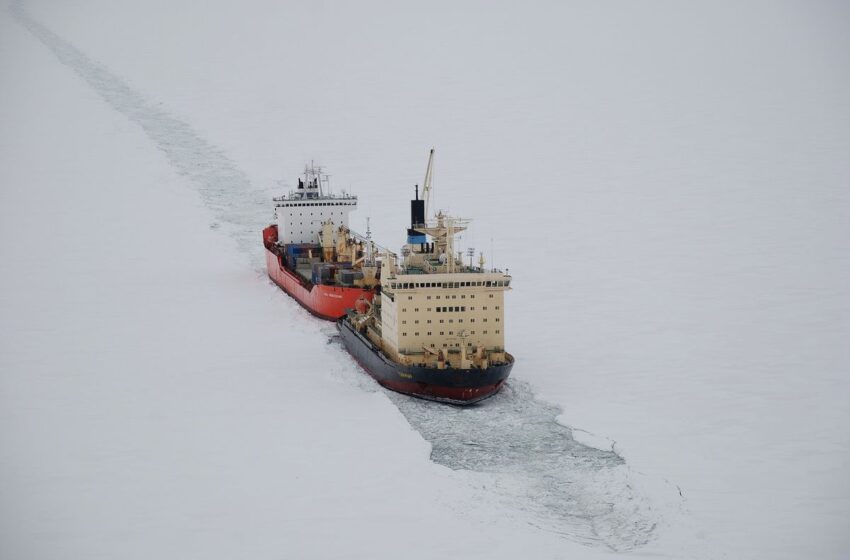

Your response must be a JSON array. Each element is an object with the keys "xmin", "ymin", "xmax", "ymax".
[{"xmin": 263, "ymin": 226, "xmax": 373, "ymax": 320}]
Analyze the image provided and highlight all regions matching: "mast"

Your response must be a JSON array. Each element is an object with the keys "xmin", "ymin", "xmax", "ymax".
[
  {"xmin": 302, "ymin": 161, "xmax": 324, "ymax": 198},
  {"xmin": 365, "ymin": 217, "xmax": 375, "ymax": 266},
  {"xmin": 446, "ymin": 216, "xmax": 455, "ymax": 273}
]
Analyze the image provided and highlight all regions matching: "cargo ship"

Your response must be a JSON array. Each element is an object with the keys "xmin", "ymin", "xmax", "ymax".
[
  {"xmin": 262, "ymin": 164, "xmax": 381, "ymax": 320},
  {"xmin": 337, "ymin": 150, "xmax": 514, "ymax": 404}
]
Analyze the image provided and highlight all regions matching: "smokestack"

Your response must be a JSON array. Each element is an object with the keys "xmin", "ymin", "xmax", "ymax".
[{"xmin": 410, "ymin": 185, "xmax": 425, "ymax": 227}]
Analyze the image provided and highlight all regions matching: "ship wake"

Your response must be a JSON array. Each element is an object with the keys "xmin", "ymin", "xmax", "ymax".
[
  {"xmin": 388, "ymin": 381, "xmax": 660, "ymax": 551},
  {"xmin": 15, "ymin": 2, "xmax": 666, "ymax": 551},
  {"xmin": 10, "ymin": 0, "xmax": 269, "ymax": 266}
]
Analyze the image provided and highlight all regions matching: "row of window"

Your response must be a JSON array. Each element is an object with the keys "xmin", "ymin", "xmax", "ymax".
[
  {"xmin": 391, "ymin": 280, "xmax": 508, "ymax": 290},
  {"xmin": 403, "ymin": 317, "xmax": 498, "ymax": 325},
  {"xmin": 408, "ymin": 294, "xmax": 495, "ymax": 301},
  {"xmin": 400, "ymin": 306, "xmax": 498, "ymax": 313},
  {"xmin": 401, "ymin": 330, "xmax": 499, "ymax": 337},
  {"xmin": 423, "ymin": 339, "xmax": 499, "ymax": 348},
  {"xmin": 277, "ymin": 201, "xmax": 355, "ymax": 207},
  {"xmin": 286, "ymin": 212, "xmax": 346, "ymax": 217}
]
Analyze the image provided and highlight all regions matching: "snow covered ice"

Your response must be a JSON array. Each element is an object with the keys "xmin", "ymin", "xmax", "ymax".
[{"xmin": 2, "ymin": 1, "xmax": 849, "ymax": 559}]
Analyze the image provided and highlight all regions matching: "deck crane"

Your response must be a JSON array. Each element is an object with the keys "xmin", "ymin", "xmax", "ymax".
[{"xmin": 421, "ymin": 148, "xmax": 435, "ymax": 222}]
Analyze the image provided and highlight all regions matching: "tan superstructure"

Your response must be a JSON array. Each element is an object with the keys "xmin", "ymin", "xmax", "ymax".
[
  {"xmin": 358, "ymin": 210, "xmax": 512, "ymax": 370},
  {"xmin": 379, "ymin": 270, "xmax": 510, "ymax": 363},
  {"xmin": 338, "ymin": 149, "xmax": 514, "ymax": 404}
]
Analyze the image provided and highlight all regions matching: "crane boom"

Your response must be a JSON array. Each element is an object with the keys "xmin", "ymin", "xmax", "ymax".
[{"xmin": 422, "ymin": 148, "xmax": 435, "ymax": 221}]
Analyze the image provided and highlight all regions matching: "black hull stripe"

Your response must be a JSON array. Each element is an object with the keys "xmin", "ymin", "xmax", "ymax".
[{"xmin": 336, "ymin": 319, "xmax": 513, "ymax": 404}]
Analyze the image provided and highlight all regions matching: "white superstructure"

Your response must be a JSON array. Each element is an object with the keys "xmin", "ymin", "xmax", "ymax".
[{"xmin": 273, "ymin": 164, "xmax": 357, "ymax": 245}]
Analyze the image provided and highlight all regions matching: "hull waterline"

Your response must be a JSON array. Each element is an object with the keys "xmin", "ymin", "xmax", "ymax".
[
  {"xmin": 264, "ymin": 247, "xmax": 372, "ymax": 320},
  {"xmin": 336, "ymin": 318, "xmax": 513, "ymax": 405}
]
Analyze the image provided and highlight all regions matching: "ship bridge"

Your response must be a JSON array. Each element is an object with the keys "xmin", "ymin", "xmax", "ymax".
[{"xmin": 272, "ymin": 163, "xmax": 357, "ymax": 245}]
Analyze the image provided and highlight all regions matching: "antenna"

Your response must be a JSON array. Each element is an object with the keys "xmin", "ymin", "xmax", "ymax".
[
  {"xmin": 467, "ymin": 247, "xmax": 475, "ymax": 269},
  {"xmin": 490, "ymin": 236, "xmax": 494, "ymax": 272},
  {"xmin": 322, "ymin": 172, "xmax": 331, "ymax": 195}
]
